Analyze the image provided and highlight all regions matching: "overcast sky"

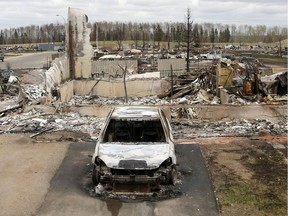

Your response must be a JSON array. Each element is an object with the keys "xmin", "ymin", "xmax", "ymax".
[{"xmin": 0, "ymin": 0, "xmax": 287, "ymax": 29}]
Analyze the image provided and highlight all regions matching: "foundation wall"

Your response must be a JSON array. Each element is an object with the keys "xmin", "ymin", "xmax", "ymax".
[
  {"xmin": 45, "ymin": 59, "xmax": 69, "ymax": 93},
  {"xmin": 59, "ymin": 81, "xmax": 74, "ymax": 102},
  {"xmin": 67, "ymin": 104, "xmax": 287, "ymax": 123},
  {"xmin": 92, "ymin": 60, "xmax": 138, "ymax": 78},
  {"xmin": 158, "ymin": 59, "xmax": 185, "ymax": 77},
  {"xmin": 73, "ymin": 79, "xmax": 170, "ymax": 97}
]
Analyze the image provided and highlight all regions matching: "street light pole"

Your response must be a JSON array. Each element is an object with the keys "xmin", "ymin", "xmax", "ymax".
[
  {"xmin": 56, "ymin": 14, "xmax": 66, "ymax": 25},
  {"xmin": 56, "ymin": 14, "xmax": 66, "ymax": 43}
]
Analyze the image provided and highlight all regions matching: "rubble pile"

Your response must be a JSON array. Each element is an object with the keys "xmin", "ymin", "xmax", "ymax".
[
  {"xmin": 66, "ymin": 90, "xmax": 287, "ymax": 106},
  {"xmin": 172, "ymin": 118, "xmax": 287, "ymax": 139},
  {"xmin": 0, "ymin": 48, "xmax": 286, "ymax": 141},
  {"xmin": 67, "ymin": 87, "xmax": 266, "ymax": 106},
  {"xmin": 68, "ymin": 94, "xmax": 223, "ymax": 106},
  {"xmin": 69, "ymin": 95, "xmax": 166, "ymax": 105},
  {"xmin": 23, "ymin": 85, "xmax": 46, "ymax": 103},
  {"xmin": 69, "ymin": 54, "xmax": 286, "ymax": 106},
  {"xmin": 166, "ymin": 56, "xmax": 287, "ymax": 105},
  {"xmin": 0, "ymin": 110, "xmax": 105, "ymax": 138},
  {"xmin": 68, "ymin": 95, "xmax": 198, "ymax": 106},
  {"xmin": 0, "ymin": 102, "xmax": 286, "ymax": 140}
]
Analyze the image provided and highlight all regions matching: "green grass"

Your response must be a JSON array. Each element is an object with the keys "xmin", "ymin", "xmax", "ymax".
[
  {"xmin": 219, "ymin": 182, "xmax": 287, "ymax": 215},
  {"xmin": 217, "ymin": 145, "xmax": 287, "ymax": 216}
]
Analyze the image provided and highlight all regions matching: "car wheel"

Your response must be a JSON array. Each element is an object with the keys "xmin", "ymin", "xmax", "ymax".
[
  {"xmin": 168, "ymin": 167, "xmax": 177, "ymax": 185},
  {"xmin": 92, "ymin": 165, "xmax": 100, "ymax": 186}
]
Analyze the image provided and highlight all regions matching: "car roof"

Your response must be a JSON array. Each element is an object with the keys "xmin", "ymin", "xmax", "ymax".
[{"xmin": 111, "ymin": 106, "xmax": 160, "ymax": 119}]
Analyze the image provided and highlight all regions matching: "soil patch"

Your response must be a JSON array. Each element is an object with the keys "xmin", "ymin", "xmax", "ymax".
[{"xmin": 200, "ymin": 136, "xmax": 287, "ymax": 216}]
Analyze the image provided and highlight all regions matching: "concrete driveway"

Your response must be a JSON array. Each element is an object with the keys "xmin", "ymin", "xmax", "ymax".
[
  {"xmin": 36, "ymin": 143, "xmax": 219, "ymax": 216},
  {"xmin": 0, "ymin": 134, "xmax": 69, "ymax": 216}
]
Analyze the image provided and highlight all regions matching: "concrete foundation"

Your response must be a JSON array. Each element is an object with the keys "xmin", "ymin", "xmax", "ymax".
[
  {"xmin": 67, "ymin": 104, "xmax": 287, "ymax": 123},
  {"xmin": 59, "ymin": 81, "xmax": 74, "ymax": 102},
  {"xmin": 92, "ymin": 60, "xmax": 138, "ymax": 78},
  {"xmin": 158, "ymin": 59, "xmax": 185, "ymax": 77},
  {"xmin": 57, "ymin": 78, "xmax": 170, "ymax": 102}
]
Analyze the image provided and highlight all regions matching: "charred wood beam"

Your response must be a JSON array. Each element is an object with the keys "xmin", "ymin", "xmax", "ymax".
[{"xmin": 170, "ymin": 85, "xmax": 193, "ymax": 99}]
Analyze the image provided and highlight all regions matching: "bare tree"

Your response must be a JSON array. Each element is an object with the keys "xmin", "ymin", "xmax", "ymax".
[
  {"xmin": 1, "ymin": 20, "xmax": 287, "ymax": 47},
  {"xmin": 154, "ymin": 23, "xmax": 164, "ymax": 47},
  {"xmin": 174, "ymin": 23, "xmax": 185, "ymax": 50},
  {"xmin": 115, "ymin": 23, "xmax": 125, "ymax": 50},
  {"xmin": 132, "ymin": 23, "xmax": 140, "ymax": 48}
]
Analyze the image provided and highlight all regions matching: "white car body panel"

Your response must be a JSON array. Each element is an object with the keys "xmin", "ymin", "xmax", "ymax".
[{"xmin": 99, "ymin": 143, "xmax": 171, "ymax": 169}]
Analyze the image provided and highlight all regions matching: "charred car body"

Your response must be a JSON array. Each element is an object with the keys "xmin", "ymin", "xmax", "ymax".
[{"xmin": 92, "ymin": 106, "xmax": 177, "ymax": 192}]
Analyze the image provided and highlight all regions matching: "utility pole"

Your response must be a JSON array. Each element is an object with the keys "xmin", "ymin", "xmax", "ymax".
[{"xmin": 56, "ymin": 14, "xmax": 66, "ymax": 42}]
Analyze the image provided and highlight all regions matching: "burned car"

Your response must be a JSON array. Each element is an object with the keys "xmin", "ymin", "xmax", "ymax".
[{"xmin": 92, "ymin": 106, "xmax": 177, "ymax": 193}]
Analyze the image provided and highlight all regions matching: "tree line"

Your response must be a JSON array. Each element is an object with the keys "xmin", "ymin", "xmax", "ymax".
[{"xmin": 0, "ymin": 21, "xmax": 286, "ymax": 48}]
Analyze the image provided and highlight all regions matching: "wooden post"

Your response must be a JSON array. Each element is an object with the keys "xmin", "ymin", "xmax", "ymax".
[
  {"xmin": 123, "ymin": 65, "xmax": 128, "ymax": 103},
  {"xmin": 119, "ymin": 64, "xmax": 128, "ymax": 103}
]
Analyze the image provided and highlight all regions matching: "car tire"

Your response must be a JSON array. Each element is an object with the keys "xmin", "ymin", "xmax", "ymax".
[
  {"xmin": 92, "ymin": 165, "xmax": 100, "ymax": 186},
  {"xmin": 168, "ymin": 167, "xmax": 177, "ymax": 185}
]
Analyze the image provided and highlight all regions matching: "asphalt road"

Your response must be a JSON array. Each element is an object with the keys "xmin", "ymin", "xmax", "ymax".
[
  {"xmin": 36, "ymin": 142, "xmax": 219, "ymax": 216},
  {"xmin": 0, "ymin": 51, "xmax": 57, "ymax": 70}
]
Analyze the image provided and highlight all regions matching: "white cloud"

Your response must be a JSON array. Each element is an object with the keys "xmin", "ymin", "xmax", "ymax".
[
  {"xmin": 118, "ymin": 0, "xmax": 127, "ymax": 6},
  {"xmin": 0, "ymin": 0, "xmax": 286, "ymax": 29},
  {"xmin": 191, "ymin": 0, "xmax": 199, "ymax": 6}
]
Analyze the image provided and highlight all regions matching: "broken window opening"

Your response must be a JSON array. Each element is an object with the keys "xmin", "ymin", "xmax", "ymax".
[{"xmin": 103, "ymin": 119, "xmax": 166, "ymax": 143}]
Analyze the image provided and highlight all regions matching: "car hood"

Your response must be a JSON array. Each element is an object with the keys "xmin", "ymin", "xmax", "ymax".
[{"xmin": 98, "ymin": 143, "xmax": 170, "ymax": 169}]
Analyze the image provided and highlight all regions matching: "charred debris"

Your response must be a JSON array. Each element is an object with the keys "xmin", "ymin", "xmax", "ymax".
[
  {"xmin": 162, "ymin": 57, "xmax": 287, "ymax": 105},
  {"xmin": 0, "ymin": 47, "xmax": 287, "ymax": 139},
  {"xmin": 93, "ymin": 46, "xmax": 287, "ymax": 105}
]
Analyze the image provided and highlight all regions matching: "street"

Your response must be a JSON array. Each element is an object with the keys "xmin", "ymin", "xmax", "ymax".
[{"xmin": 0, "ymin": 51, "xmax": 57, "ymax": 70}]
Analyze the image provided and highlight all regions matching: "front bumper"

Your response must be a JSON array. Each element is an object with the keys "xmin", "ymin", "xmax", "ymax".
[{"xmin": 100, "ymin": 173, "xmax": 166, "ymax": 184}]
